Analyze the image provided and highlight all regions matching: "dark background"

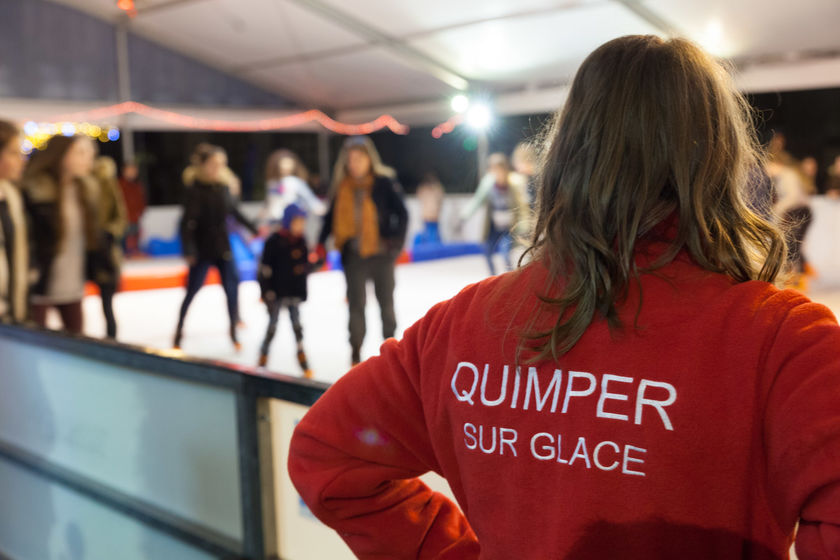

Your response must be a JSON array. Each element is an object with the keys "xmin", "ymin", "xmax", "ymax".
[
  {"xmin": 748, "ymin": 88, "xmax": 840, "ymax": 189},
  {"xmin": 97, "ymin": 87, "xmax": 840, "ymax": 205}
]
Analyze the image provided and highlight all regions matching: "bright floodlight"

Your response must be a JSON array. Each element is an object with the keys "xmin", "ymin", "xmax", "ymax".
[
  {"xmin": 466, "ymin": 103, "xmax": 492, "ymax": 130},
  {"xmin": 699, "ymin": 19, "xmax": 730, "ymax": 56},
  {"xmin": 451, "ymin": 94, "xmax": 470, "ymax": 113}
]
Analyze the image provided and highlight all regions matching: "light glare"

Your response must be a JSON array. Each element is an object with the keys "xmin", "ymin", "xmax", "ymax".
[
  {"xmin": 451, "ymin": 94, "xmax": 470, "ymax": 113},
  {"xmin": 466, "ymin": 103, "xmax": 492, "ymax": 131}
]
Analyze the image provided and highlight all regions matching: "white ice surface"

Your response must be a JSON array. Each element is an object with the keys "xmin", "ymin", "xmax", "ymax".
[
  {"xmin": 69, "ymin": 254, "xmax": 840, "ymax": 386},
  {"xmin": 77, "ymin": 255, "xmax": 495, "ymax": 384}
]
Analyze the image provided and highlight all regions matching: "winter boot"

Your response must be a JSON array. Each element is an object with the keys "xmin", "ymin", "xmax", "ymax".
[
  {"xmin": 230, "ymin": 325, "xmax": 242, "ymax": 352},
  {"xmin": 297, "ymin": 344, "xmax": 312, "ymax": 377}
]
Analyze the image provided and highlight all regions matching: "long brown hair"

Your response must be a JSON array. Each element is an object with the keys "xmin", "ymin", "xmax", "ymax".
[
  {"xmin": 331, "ymin": 136, "xmax": 395, "ymax": 194},
  {"xmin": 23, "ymin": 135, "xmax": 99, "ymax": 253},
  {"xmin": 265, "ymin": 149, "xmax": 309, "ymax": 182},
  {"xmin": 24, "ymin": 134, "xmax": 80, "ymax": 183},
  {"xmin": 0, "ymin": 120, "xmax": 18, "ymax": 152},
  {"xmin": 523, "ymin": 35, "xmax": 785, "ymax": 361}
]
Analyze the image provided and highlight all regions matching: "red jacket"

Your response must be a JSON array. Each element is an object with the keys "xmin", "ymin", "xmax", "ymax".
[
  {"xmin": 119, "ymin": 177, "xmax": 146, "ymax": 224},
  {"xmin": 289, "ymin": 249, "xmax": 840, "ymax": 559}
]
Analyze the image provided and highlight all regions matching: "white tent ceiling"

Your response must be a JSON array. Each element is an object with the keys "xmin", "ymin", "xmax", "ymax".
[{"xmin": 47, "ymin": 0, "xmax": 840, "ymax": 123}]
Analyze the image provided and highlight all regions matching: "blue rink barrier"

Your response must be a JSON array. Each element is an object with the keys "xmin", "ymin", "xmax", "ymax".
[
  {"xmin": 411, "ymin": 241, "xmax": 483, "ymax": 262},
  {"xmin": 143, "ymin": 234, "xmax": 483, "ymax": 274},
  {"xmin": 229, "ymin": 233, "xmax": 259, "ymax": 281},
  {"xmin": 145, "ymin": 236, "xmax": 182, "ymax": 257},
  {"xmin": 144, "ymin": 232, "xmax": 263, "ymax": 281},
  {"xmin": 326, "ymin": 250, "xmax": 343, "ymax": 272}
]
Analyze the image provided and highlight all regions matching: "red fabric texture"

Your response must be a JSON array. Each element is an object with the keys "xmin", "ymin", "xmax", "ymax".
[
  {"xmin": 119, "ymin": 177, "xmax": 146, "ymax": 224},
  {"xmin": 289, "ymin": 253, "xmax": 840, "ymax": 559}
]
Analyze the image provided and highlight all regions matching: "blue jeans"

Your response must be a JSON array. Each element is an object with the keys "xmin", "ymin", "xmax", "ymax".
[
  {"xmin": 485, "ymin": 225, "xmax": 512, "ymax": 276},
  {"xmin": 176, "ymin": 258, "xmax": 239, "ymax": 332}
]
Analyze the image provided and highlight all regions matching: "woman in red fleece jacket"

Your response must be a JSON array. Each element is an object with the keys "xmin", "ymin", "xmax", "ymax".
[{"xmin": 289, "ymin": 35, "xmax": 840, "ymax": 559}]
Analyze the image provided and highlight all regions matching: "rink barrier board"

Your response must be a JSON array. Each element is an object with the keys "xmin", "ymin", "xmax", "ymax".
[
  {"xmin": 0, "ymin": 323, "xmax": 329, "ymax": 560},
  {"xmin": 135, "ymin": 195, "xmax": 840, "ymax": 289},
  {"xmin": 0, "ymin": 440, "xmax": 238, "ymax": 558}
]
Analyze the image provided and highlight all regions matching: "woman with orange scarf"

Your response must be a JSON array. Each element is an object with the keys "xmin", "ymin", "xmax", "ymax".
[{"xmin": 318, "ymin": 136, "xmax": 408, "ymax": 366}]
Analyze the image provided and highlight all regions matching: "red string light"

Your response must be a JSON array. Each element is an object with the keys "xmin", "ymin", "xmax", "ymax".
[
  {"xmin": 44, "ymin": 101, "xmax": 410, "ymax": 135},
  {"xmin": 117, "ymin": 0, "xmax": 137, "ymax": 17},
  {"xmin": 431, "ymin": 114, "xmax": 463, "ymax": 138}
]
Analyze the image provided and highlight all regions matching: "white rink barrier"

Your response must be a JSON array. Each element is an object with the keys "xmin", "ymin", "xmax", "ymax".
[
  {"xmin": 139, "ymin": 194, "xmax": 490, "ymax": 251},
  {"xmin": 138, "ymin": 195, "xmax": 840, "ymax": 286}
]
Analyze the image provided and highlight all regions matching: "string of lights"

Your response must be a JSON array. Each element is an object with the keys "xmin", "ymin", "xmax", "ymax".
[
  {"xmin": 22, "ymin": 99, "xmax": 485, "ymax": 153},
  {"xmin": 21, "ymin": 122, "xmax": 120, "ymax": 154},
  {"xmin": 41, "ymin": 101, "xmax": 410, "ymax": 135},
  {"xmin": 431, "ymin": 114, "xmax": 464, "ymax": 139},
  {"xmin": 117, "ymin": 0, "xmax": 136, "ymax": 17}
]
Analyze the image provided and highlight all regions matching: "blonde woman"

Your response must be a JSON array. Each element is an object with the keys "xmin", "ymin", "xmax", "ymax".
[
  {"xmin": 174, "ymin": 145, "xmax": 257, "ymax": 350},
  {"xmin": 317, "ymin": 136, "xmax": 408, "ymax": 365}
]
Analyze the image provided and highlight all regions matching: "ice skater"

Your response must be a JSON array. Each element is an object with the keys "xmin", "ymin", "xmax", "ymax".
[
  {"xmin": 24, "ymin": 134, "xmax": 98, "ymax": 335},
  {"xmin": 458, "ymin": 152, "xmax": 530, "ymax": 275},
  {"xmin": 90, "ymin": 156, "xmax": 127, "ymax": 340},
  {"xmin": 257, "ymin": 204, "xmax": 319, "ymax": 377},
  {"xmin": 173, "ymin": 144, "xmax": 257, "ymax": 351},
  {"xmin": 261, "ymin": 149, "xmax": 326, "ymax": 226},
  {"xmin": 316, "ymin": 136, "xmax": 408, "ymax": 366}
]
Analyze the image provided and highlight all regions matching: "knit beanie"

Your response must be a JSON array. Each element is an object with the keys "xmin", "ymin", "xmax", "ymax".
[{"xmin": 282, "ymin": 203, "xmax": 307, "ymax": 230}]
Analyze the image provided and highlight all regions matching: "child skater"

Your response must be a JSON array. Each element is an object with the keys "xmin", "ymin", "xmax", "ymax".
[{"xmin": 258, "ymin": 204, "xmax": 319, "ymax": 377}]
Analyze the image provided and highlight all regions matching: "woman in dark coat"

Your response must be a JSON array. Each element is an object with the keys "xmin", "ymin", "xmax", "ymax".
[
  {"xmin": 317, "ymin": 136, "xmax": 408, "ymax": 366},
  {"xmin": 23, "ymin": 135, "xmax": 99, "ymax": 335},
  {"xmin": 90, "ymin": 156, "xmax": 127, "ymax": 339},
  {"xmin": 173, "ymin": 144, "xmax": 256, "ymax": 350}
]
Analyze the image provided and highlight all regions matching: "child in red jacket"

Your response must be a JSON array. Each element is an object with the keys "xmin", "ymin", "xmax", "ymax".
[
  {"xmin": 289, "ymin": 35, "xmax": 840, "ymax": 559},
  {"xmin": 257, "ymin": 204, "xmax": 318, "ymax": 377}
]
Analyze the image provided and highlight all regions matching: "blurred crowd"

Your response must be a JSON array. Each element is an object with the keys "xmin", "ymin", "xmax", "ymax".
[
  {"xmin": 764, "ymin": 132, "xmax": 839, "ymax": 290},
  {"xmin": 0, "ymin": 121, "xmax": 144, "ymax": 338},
  {"xmin": 0, "ymin": 121, "xmax": 411, "ymax": 376},
  {"xmin": 0, "ymin": 117, "xmax": 837, "ymax": 376}
]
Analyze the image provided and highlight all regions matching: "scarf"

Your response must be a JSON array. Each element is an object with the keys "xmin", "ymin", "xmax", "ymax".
[{"xmin": 333, "ymin": 175, "xmax": 380, "ymax": 257}]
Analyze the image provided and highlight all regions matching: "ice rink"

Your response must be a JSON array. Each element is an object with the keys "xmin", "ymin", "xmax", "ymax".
[
  {"xmin": 73, "ymin": 255, "xmax": 840, "ymax": 385},
  {"xmin": 79, "ymin": 255, "xmax": 492, "ymax": 383}
]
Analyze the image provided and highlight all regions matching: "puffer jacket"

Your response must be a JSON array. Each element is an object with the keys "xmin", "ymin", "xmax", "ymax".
[{"xmin": 180, "ymin": 179, "xmax": 257, "ymax": 261}]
